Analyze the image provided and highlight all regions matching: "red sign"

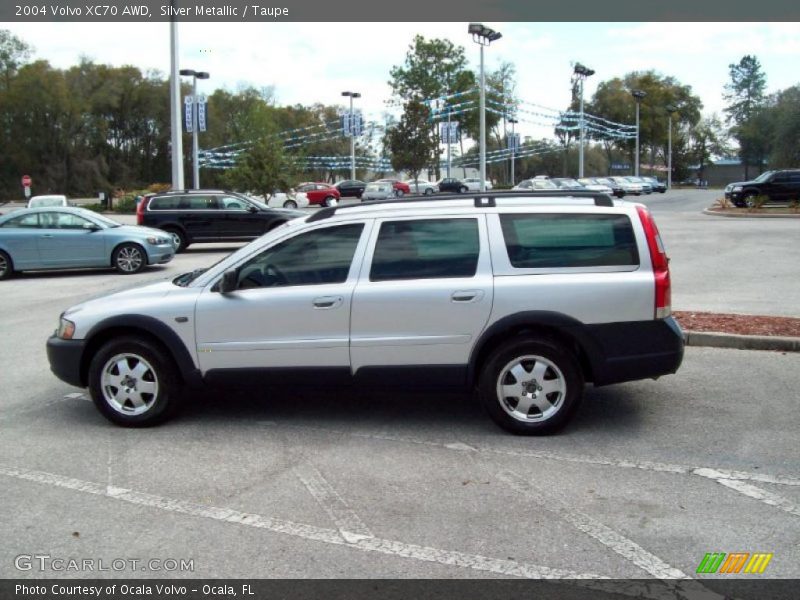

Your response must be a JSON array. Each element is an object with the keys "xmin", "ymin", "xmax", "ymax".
[{"xmin": 21, "ymin": 175, "xmax": 31, "ymax": 187}]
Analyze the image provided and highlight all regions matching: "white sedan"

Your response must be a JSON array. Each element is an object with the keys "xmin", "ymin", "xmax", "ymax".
[
  {"xmin": 253, "ymin": 191, "xmax": 311, "ymax": 209},
  {"xmin": 404, "ymin": 179, "xmax": 437, "ymax": 195},
  {"xmin": 461, "ymin": 178, "xmax": 493, "ymax": 191}
]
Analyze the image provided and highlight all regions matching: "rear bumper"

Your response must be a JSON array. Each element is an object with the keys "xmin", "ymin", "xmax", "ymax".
[
  {"xmin": 46, "ymin": 336, "xmax": 86, "ymax": 387},
  {"xmin": 584, "ymin": 317, "xmax": 684, "ymax": 386}
]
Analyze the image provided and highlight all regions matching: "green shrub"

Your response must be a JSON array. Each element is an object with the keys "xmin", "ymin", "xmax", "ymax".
[{"xmin": 112, "ymin": 197, "xmax": 137, "ymax": 213}]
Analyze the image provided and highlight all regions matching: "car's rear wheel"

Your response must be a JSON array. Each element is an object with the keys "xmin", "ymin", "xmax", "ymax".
[
  {"xmin": 283, "ymin": 200, "xmax": 298, "ymax": 209},
  {"xmin": 163, "ymin": 227, "xmax": 188, "ymax": 253},
  {"xmin": 395, "ymin": 189, "xmax": 405, "ymax": 198},
  {"xmin": 113, "ymin": 243, "xmax": 146, "ymax": 274},
  {"xmin": 323, "ymin": 196, "xmax": 338, "ymax": 207},
  {"xmin": 0, "ymin": 250, "xmax": 13, "ymax": 280},
  {"xmin": 479, "ymin": 338, "xmax": 583, "ymax": 435},
  {"xmin": 424, "ymin": 188, "xmax": 434, "ymax": 195},
  {"xmin": 89, "ymin": 336, "xmax": 182, "ymax": 427}
]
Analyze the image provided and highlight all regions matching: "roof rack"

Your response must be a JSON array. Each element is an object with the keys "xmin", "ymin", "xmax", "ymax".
[{"xmin": 306, "ymin": 190, "xmax": 614, "ymax": 223}]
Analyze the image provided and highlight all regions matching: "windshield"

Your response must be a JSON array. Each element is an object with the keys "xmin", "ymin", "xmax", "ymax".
[
  {"xmin": 30, "ymin": 197, "xmax": 66, "ymax": 207},
  {"xmin": 84, "ymin": 211, "xmax": 122, "ymax": 228},
  {"xmin": 753, "ymin": 171, "xmax": 774, "ymax": 183}
]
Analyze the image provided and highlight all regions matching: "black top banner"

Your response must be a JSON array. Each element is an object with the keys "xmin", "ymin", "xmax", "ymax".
[{"xmin": 2, "ymin": 0, "xmax": 799, "ymax": 22}]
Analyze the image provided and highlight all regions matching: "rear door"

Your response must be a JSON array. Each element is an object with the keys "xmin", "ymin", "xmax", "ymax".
[
  {"xmin": 0, "ymin": 212, "xmax": 42, "ymax": 268},
  {"xmin": 350, "ymin": 216, "xmax": 493, "ymax": 385}
]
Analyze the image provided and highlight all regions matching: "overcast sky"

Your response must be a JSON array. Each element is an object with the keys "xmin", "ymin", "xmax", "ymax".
[{"xmin": 3, "ymin": 22, "xmax": 798, "ymax": 140}]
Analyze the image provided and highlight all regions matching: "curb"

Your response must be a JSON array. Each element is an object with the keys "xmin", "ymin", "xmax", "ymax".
[
  {"xmin": 702, "ymin": 208, "xmax": 800, "ymax": 219},
  {"xmin": 683, "ymin": 331, "xmax": 800, "ymax": 352}
]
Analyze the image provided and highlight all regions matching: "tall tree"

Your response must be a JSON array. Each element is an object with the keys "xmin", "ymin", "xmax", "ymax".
[
  {"xmin": 723, "ymin": 55, "xmax": 767, "ymax": 178},
  {"xmin": 384, "ymin": 100, "xmax": 437, "ymax": 186},
  {"xmin": 688, "ymin": 114, "xmax": 732, "ymax": 180}
]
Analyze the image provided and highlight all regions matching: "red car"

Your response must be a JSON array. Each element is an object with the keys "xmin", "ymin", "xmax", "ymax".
[
  {"xmin": 296, "ymin": 182, "xmax": 341, "ymax": 207},
  {"xmin": 376, "ymin": 179, "xmax": 411, "ymax": 197}
]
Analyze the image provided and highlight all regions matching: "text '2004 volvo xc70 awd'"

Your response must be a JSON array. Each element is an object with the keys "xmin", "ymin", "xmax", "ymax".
[{"xmin": 47, "ymin": 191, "xmax": 683, "ymax": 435}]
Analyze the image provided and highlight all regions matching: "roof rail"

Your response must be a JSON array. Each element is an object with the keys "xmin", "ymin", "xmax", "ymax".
[{"xmin": 306, "ymin": 190, "xmax": 614, "ymax": 223}]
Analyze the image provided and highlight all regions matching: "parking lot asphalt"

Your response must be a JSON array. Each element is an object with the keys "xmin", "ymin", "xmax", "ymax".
[{"xmin": 0, "ymin": 189, "xmax": 799, "ymax": 588}]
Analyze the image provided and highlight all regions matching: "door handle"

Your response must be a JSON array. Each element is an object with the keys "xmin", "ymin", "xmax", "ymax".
[
  {"xmin": 451, "ymin": 290, "xmax": 484, "ymax": 303},
  {"xmin": 313, "ymin": 296, "xmax": 343, "ymax": 309},
  {"xmin": 41, "ymin": 234, "xmax": 53, "ymax": 238}
]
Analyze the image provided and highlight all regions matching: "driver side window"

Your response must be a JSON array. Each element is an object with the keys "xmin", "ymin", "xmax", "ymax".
[{"xmin": 236, "ymin": 223, "xmax": 364, "ymax": 290}]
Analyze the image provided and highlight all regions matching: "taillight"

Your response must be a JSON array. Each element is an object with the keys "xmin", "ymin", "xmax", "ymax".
[
  {"xmin": 136, "ymin": 196, "xmax": 149, "ymax": 225},
  {"xmin": 636, "ymin": 205, "xmax": 671, "ymax": 319}
]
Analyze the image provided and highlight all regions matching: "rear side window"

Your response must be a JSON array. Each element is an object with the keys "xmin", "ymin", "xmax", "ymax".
[
  {"xmin": 500, "ymin": 214, "xmax": 639, "ymax": 268},
  {"xmin": 370, "ymin": 218, "xmax": 480, "ymax": 281},
  {"xmin": 1, "ymin": 213, "xmax": 40, "ymax": 228}
]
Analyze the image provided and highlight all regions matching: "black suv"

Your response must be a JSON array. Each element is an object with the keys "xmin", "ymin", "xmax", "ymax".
[
  {"xmin": 137, "ymin": 190, "xmax": 303, "ymax": 252},
  {"xmin": 725, "ymin": 170, "xmax": 800, "ymax": 207}
]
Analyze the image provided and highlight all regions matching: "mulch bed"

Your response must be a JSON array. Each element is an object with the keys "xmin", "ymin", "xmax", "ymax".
[{"xmin": 674, "ymin": 311, "xmax": 800, "ymax": 338}]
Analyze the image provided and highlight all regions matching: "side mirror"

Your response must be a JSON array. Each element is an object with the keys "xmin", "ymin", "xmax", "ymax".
[
  {"xmin": 218, "ymin": 269, "xmax": 238, "ymax": 294},
  {"xmin": 83, "ymin": 222, "xmax": 101, "ymax": 232},
  {"xmin": 247, "ymin": 205, "xmax": 258, "ymax": 213}
]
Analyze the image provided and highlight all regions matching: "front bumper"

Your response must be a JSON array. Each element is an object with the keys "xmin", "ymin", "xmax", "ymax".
[
  {"xmin": 47, "ymin": 335, "xmax": 86, "ymax": 387},
  {"xmin": 146, "ymin": 244, "xmax": 175, "ymax": 265}
]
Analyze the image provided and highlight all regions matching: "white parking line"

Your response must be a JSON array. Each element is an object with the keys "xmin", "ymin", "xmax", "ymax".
[
  {"xmin": 294, "ymin": 462, "xmax": 374, "ymax": 543},
  {"xmin": 0, "ymin": 464, "xmax": 727, "ymax": 599},
  {"xmin": 281, "ymin": 425, "xmax": 800, "ymax": 488},
  {"xmin": 695, "ymin": 469, "xmax": 800, "ymax": 519},
  {"xmin": 497, "ymin": 470, "xmax": 689, "ymax": 580}
]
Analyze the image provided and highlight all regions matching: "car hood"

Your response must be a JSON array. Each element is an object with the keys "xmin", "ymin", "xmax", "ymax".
[
  {"xmin": 111, "ymin": 224, "xmax": 169, "ymax": 238},
  {"xmin": 268, "ymin": 208, "xmax": 306, "ymax": 218},
  {"xmin": 64, "ymin": 279, "xmax": 177, "ymax": 316}
]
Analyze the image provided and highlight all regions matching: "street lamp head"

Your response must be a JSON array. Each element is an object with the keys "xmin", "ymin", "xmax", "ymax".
[
  {"xmin": 352, "ymin": 92, "xmax": 361, "ymax": 99},
  {"xmin": 573, "ymin": 63, "xmax": 595, "ymax": 77},
  {"xmin": 196, "ymin": 72, "xmax": 210, "ymax": 80},
  {"xmin": 468, "ymin": 23, "xmax": 501, "ymax": 44},
  {"xmin": 632, "ymin": 89, "xmax": 647, "ymax": 101},
  {"xmin": 179, "ymin": 69, "xmax": 196, "ymax": 77}
]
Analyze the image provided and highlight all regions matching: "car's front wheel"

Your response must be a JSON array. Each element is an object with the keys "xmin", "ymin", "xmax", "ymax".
[
  {"xmin": 112, "ymin": 243, "xmax": 147, "ymax": 274},
  {"xmin": 459, "ymin": 186, "xmax": 468, "ymax": 193},
  {"xmin": 88, "ymin": 336, "xmax": 183, "ymax": 427},
  {"xmin": 424, "ymin": 188, "xmax": 434, "ymax": 195},
  {"xmin": 323, "ymin": 196, "xmax": 338, "ymax": 207},
  {"xmin": 283, "ymin": 200, "xmax": 298, "ymax": 209},
  {"xmin": 479, "ymin": 338, "xmax": 583, "ymax": 435},
  {"xmin": 395, "ymin": 189, "xmax": 405, "ymax": 198}
]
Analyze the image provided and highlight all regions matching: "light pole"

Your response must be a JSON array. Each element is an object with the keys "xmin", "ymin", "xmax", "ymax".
[
  {"xmin": 469, "ymin": 23, "xmax": 502, "ymax": 192},
  {"xmin": 631, "ymin": 89, "xmax": 646, "ymax": 176},
  {"xmin": 180, "ymin": 69, "xmax": 209, "ymax": 190},
  {"xmin": 666, "ymin": 105, "xmax": 677, "ymax": 190},
  {"xmin": 168, "ymin": 3, "xmax": 184, "ymax": 190},
  {"xmin": 341, "ymin": 91, "xmax": 361, "ymax": 180},
  {"xmin": 508, "ymin": 117, "xmax": 518, "ymax": 186},
  {"xmin": 573, "ymin": 62, "xmax": 595, "ymax": 178}
]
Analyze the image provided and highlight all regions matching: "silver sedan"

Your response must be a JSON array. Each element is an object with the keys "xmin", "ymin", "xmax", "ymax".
[{"xmin": 0, "ymin": 207, "xmax": 175, "ymax": 279}]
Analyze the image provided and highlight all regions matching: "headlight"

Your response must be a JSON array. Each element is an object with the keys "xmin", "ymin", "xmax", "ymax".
[
  {"xmin": 732, "ymin": 186, "xmax": 742, "ymax": 192},
  {"xmin": 57, "ymin": 316, "xmax": 76, "ymax": 340},
  {"xmin": 146, "ymin": 236, "xmax": 169, "ymax": 245}
]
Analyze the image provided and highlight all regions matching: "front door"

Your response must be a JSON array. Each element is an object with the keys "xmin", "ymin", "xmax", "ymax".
[
  {"xmin": 37, "ymin": 211, "xmax": 107, "ymax": 267},
  {"xmin": 194, "ymin": 221, "xmax": 370, "ymax": 383},
  {"xmin": 216, "ymin": 195, "xmax": 266, "ymax": 239}
]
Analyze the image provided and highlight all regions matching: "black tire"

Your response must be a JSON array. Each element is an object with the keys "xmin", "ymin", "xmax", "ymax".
[
  {"xmin": 459, "ymin": 186, "xmax": 468, "ymax": 193},
  {"xmin": 88, "ymin": 336, "xmax": 183, "ymax": 427},
  {"xmin": 112, "ymin": 243, "xmax": 147, "ymax": 274},
  {"xmin": 744, "ymin": 193, "xmax": 758, "ymax": 208},
  {"xmin": 163, "ymin": 227, "xmax": 188, "ymax": 253},
  {"xmin": 0, "ymin": 250, "xmax": 13, "ymax": 280},
  {"xmin": 396, "ymin": 189, "xmax": 405, "ymax": 198},
  {"xmin": 283, "ymin": 200, "xmax": 298, "ymax": 209},
  {"xmin": 323, "ymin": 196, "xmax": 337, "ymax": 207},
  {"xmin": 478, "ymin": 337, "xmax": 584, "ymax": 435},
  {"xmin": 424, "ymin": 188, "xmax": 434, "ymax": 195}
]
